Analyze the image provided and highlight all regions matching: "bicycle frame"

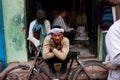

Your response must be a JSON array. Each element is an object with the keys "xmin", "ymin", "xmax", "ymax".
[
  {"xmin": 26, "ymin": 49, "xmax": 40, "ymax": 80},
  {"xmin": 26, "ymin": 46, "xmax": 53, "ymax": 80},
  {"xmin": 26, "ymin": 50, "xmax": 89, "ymax": 80},
  {"xmin": 65, "ymin": 51, "xmax": 90, "ymax": 79}
]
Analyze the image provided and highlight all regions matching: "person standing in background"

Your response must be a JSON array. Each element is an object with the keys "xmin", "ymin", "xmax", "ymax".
[
  {"xmin": 106, "ymin": 0, "xmax": 120, "ymax": 21},
  {"xmin": 97, "ymin": 0, "xmax": 113, "ymax": 61}
]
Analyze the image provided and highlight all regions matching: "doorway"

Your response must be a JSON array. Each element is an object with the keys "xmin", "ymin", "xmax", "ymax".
[{"xmin": 25, "ymin": 0, "xmax": 98, "ymax": 58}]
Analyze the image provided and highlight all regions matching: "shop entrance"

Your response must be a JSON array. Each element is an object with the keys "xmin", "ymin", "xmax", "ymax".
[{"xmin": 25, "ymin": 0, "xmax": 98, "ymax": 58}]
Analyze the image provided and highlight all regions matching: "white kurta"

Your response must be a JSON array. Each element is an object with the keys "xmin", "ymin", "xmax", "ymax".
[
  {"xmin": 27, "ymin": 19, "xmax": 51, "ymax": 47},
  {"xmin": 105, "ymin": 19, "xmax": 120, "ymax": 80}
]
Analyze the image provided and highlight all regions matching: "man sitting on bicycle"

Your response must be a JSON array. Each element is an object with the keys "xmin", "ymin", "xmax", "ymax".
[{"xmin": 43, "ymin": 25, "xmax": 70, "ymax": 79}]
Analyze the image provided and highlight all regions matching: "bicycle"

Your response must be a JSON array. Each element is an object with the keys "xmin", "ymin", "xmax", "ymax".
[{"xmin": 2, "ymin": 46, "xmax": 108, "ymax": 80}]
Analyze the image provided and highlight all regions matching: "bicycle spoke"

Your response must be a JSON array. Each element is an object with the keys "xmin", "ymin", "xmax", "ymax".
[
  {"xmin": 5, "ymin": 69, "xmax": 29, "ymax": 80},
  {"xmin": 70, "ymin": 61, "xmax": 108, "ymax": 80},
  {"xmin": 75, "ymin": 71, "xmax": 89, "ymax": 80},
  {"xmin": 4, "ymin": 65, "xmax": 43, "ymax": 80}
]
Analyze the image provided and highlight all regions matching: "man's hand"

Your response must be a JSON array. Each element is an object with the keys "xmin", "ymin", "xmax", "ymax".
[
  {"xmin": 37, "ymin": 45, "xmax": 42, "ymax": 50},
  {"xmin": 50, "ymin": 41, "xmax": 55, "ymax": 52},
  {"xmin": 37, "ymin": 45, "xmax": 42, "ymax": 55},
  {"xmin": 37, "ymin": 45, "xmax": 43, "ymax": 57},
  {"xmin": 50, "ymin": 47, "xmax": 54, "ymax": 52},
  {"xmin": 103, "ymin": 61, "xmax": 117, "ymax": 70}
]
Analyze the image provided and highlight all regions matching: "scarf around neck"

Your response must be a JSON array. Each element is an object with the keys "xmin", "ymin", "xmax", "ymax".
[{"xmin": 32, "ymin": 20, "xmax": 47, "ymax": 43}]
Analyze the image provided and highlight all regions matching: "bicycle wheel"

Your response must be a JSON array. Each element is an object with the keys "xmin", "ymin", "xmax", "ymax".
[
  {"xmin": 70, "ymin": 61, "xmax": 108, "ymax": 80},
  {"xmin": 3, "ymin": 65, "xmax": 43, "ymax": 80}
]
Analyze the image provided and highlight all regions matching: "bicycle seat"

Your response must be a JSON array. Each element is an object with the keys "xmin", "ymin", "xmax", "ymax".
[{"xmin": 70, "ymin": 51, "xmax": 80, "ymax": 57}]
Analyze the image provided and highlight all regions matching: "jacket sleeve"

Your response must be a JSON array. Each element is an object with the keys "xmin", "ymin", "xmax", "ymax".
[{"xmin": 42, "ymin": 36, "xmax": 55, "ymax": 59}]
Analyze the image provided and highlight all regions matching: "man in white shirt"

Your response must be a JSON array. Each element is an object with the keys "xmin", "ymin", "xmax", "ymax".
[
  {"xmin": 105, "ymin": 19, "xmax": 120, "ymax": 80},
  {"xmin": 27, "ymin": 9, "xmax": 51, "ymax": 56},
  {"xmin": 52, "ymin": 10, "xmax": 76, "ymax": 44}
]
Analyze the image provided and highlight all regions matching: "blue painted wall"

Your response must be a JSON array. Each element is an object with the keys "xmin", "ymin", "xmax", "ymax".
[{"xmin": 0, "ymin": 0, "xmax": 7, "ymax": 69}]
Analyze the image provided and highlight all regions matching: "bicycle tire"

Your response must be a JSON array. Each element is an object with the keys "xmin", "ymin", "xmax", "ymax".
[
  {"xmin": 3, "ymin": 65, "xmax": 43, "ymax": 80},
  {"xmin": 70, "ymin": 61, "xmax": 108, "ymax": 80}
]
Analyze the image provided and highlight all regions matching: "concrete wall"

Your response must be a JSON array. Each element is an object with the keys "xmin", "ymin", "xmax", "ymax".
[{"xmin": 2, "ymin": 0, "xmax": 28, "ymax": 63}]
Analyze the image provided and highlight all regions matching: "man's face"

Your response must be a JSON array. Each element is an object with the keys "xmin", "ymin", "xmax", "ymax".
[
  {"xmin": 61, "ymin": 11, "xmax": 67, "ymax": 18},
  {"xmin": 52, "ymin": 33, "xmax": 63, "ymax": 43},
  {"xmin": 38, "ymin": 18, "xmax": 45, "ymax": 25}
]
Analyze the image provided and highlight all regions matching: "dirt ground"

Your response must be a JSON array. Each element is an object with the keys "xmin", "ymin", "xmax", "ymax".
[{"xmin": 0, "ymin": 44, "xmax": 108, "ymax": 80}]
